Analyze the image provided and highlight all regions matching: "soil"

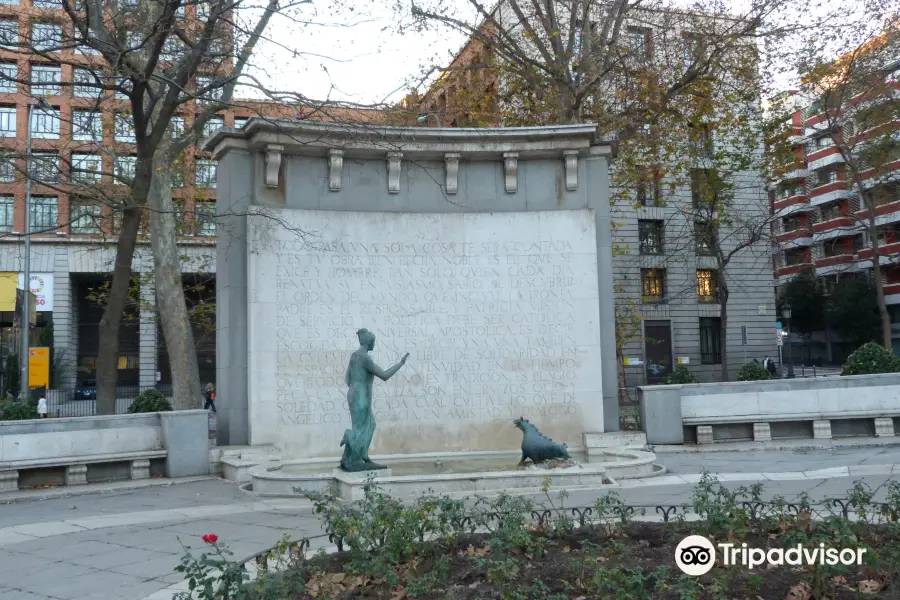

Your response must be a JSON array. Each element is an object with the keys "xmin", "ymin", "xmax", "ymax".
[{"xmin": 285, "ymin": 522, "xmax": 895, "ymax": 599}]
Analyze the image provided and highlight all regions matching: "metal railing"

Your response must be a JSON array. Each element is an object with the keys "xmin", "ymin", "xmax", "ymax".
[{"xmin": 39, "ymin": 384, "xmax": 174, "ymax": 417}]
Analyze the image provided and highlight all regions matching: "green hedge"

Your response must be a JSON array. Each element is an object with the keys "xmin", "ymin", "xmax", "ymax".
[
  {"xmin": 841, "ymin": 342, "xmax": 900, "ymax": 376},
  {"xmin": 128, "ymin": 389, "xmax": 173, "ymax": 413},
  {"xmin": 0, "ymin": 397, "xmax": 38, "ymax": 420},
  {"xmin": 661, "ymin": 365, "xmax": 699, "ymax": 384},
  {"xmin": 737, "ymin": 360, "xmax": 774, "ymax": 382}
]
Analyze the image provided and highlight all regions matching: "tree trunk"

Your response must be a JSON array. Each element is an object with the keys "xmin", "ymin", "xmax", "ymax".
[
  {"xmin": 147, "ymin": 158, "xmax": 202, "ymax": 410},
  {"xmin": 95, "ymin": 208, "xmax": 142, "ymax": 415},
  {"xmin": 719, "ymin": 281, "xmax": 730, "ymax": 382},
  {"xmin": 616, "ymin": 347, "xmax": 627, "ymax": 404},
  {"xmin": 868, "ymin": 216, "xmax": 893, "ymax": 349}
]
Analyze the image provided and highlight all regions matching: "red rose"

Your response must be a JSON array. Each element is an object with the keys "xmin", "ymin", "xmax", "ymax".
[{"xmin": 202, "ymin": 534, "xmax": 218, "ymax": 544}]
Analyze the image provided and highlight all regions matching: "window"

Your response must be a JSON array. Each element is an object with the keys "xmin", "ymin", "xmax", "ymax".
[
  {"xmin": 0, "ymin": 20, "xmax": 19, "ymax": 49},
  {"xmin": 816, "ymin": 169, "xmax": 838, "ymax": 186},
  {"xmin": 822, "ymin": 239, "xmax": 847, "ymax": 257},
  {"xmin": 168, "ymin": 116, "xmax": 184, "ymax": 138},
  {"xmin": 640, "ymin": 268, "xmax": 665, "ymax": 303},
  {"xmin": 0, "ymin": 63, "xmax": 15, "ymax": 93},
  {"xmin": 638, "ymin": 219, "xmax": 664, "ymax": 254},
  {"xmin": 75, "ymin": 43, "xmax": 100, "ymax": 55},
  {"xmin": 33, "ymin": 0, "xmax": 59, "ymax": 6},
  {"xmin": 782, "ymin": 216, "xmax": 801, "ymax": 232},
  {"xmin": 29, "ymin": 105, "xmax": 59, "ymax": 139},
  {"xmin": 72, "ymin": 110, "xmax": 102, "ymax": 141},
  {"xmin": 815, "ymin": 135, "xmax": 830, "ymax": 149},
  {"xmin": 32, "ymin": 22, "xmax": 62, "ymax": 52},
  {"xmin": 202, "ymin": 116, "xmax": 223, "ymax": 139},
  {"xmin": 696, "ymin": 269, "xmax": 718, "ymax": 303},
  {"xmin": 695, "ymin": 220, "xmax": 716, "ymax": 254},
  {"xmin": 30, "ymin": 152, "xmax": 58, "ymax": 183},
  {"xmin": 690, "ymin": 168, "xmax": 718, "ymax": 208},
  {"xmin": 635, "ymin": 166, "xmax": 661, "ymax": 205},
  {"xmin": 195, "ymin": 75, "xmax": 223, "ymax": 103},
  {"xmin": 821, "ymin": 202, "xmax": 842, "ymax": 222},
  {"xmin": 0, "ymin": 195, "xmax": 11, "ymax": 232},
  {"xmin": 73, "ymin": 68, "xmax": 98, "ymax": 98},
  {"xmin": 683, "ymin": 33, "xmax": 702, "ymax": 65},
  {"xmin": 31, "ymin": 65, "xmax": 61, "ymax": 96},
  {"xmin": 115, "ymin": 155, "xmax": 137, "ymax": 182},
  {"xmin": 234, "ymin": 117, "xmax": 248, "ymax": 129},
  {"xmin": 71, "ymin": 153, "xmax": 101, "ymax": 184},
  {"xmin": 161, "ymin": 36, "xmax": 182, "ymax": 61},
  {"xmin": 0, "ymin": 0, "xmax": 18, "ymax": 5},
  {"xmin": 784, "ymin": 248, "xmax": 807, "ymax": 266},
  {"xmin": 690, "ymin": 124, "xmax": 714, "ymax": 159},
  {"xmin": 0, "ymin": 106, "xmax": 15, "ymax": 137},
  {"xmin": 30, "ymin": 196, "xmax": 57, "ymax": 231},
  {"xmin": 699, "ymin": 317, "xmax": 721, "ymax": 365},
  {"xmin": 70, "ymin": 203, "xmax": 100, "ymax": 234},
  {"xmin": 853, "ymin": 234, "xmax": 865, "ymax": 252},
  {"xmin": 194, "ymin": 159, "xmax": 216, "ymax": 187},
  {"xmin": 114, "ymin": 113, "xmax": 135, "ymax": 142},
  {"xmin": 195, "ymin": 201, "xmax": 216, "ymax": 236},
  {"xmin": 626, "ymin": 27, "xmax": 649, "ymax": 57},
  {"xmin": 0, "ymin": 153, "xmax": 14, "ymax": 182},
  {"xmin": 115, "ymin": 78, "xmax": 131, "ymax": 100}
]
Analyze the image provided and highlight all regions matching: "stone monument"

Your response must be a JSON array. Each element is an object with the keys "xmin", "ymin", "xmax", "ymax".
[{"xmin": 207, "ymin": 120, "xmax": 620, "ymax": 460}]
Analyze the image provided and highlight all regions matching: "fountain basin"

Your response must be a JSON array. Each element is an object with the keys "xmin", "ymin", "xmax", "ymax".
[{"xmin": 247, "ymin": 449, "xmax": 665, "ymax": 500}]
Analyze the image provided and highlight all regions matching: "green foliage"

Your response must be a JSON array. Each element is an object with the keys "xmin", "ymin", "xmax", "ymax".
[
  {"xmin": 736, "ymin": 360, "xmax": 774, "ymax": 381},
  {"xmin": 0, "ymin": 397, "xmax": 38, "ymax": 420},
  {"xmin": 827, "ymin": 278, "xmax": 881, "ymax": 347},
  {"xmin": 661, "ymin": 365, "xmax": 699, "ymax": 384},
  {"xmin": 173, "ymin": 536, "xmax": 249, "ymax": 600},
  {"xmin": 778, "ymin": 271, "xmax": 825, "ymax": 336},
  {"xmin": 128, "ymin": 388, "xmax": 173, "ymax": 413},
  {"xmin": 841, "ymin": 342, "xmax": 900, "ymax": 376}
]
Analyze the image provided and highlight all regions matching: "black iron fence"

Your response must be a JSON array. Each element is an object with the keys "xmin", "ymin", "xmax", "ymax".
[{"xmin": 39, "ymin": 385, "xmax": 174, "ymax": 417}]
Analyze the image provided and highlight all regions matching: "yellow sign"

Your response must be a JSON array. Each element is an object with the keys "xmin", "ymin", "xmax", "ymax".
[
  {"xmin": 0, "ymin": 272, "xmax": 15, "ymax": 312},
  {"xmin": 28, "ymin": 347, "xmax": 50, "ymax": 390}
]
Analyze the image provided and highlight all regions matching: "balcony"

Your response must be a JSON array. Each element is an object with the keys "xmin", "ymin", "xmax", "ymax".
[
  {"xmin": 860, "ymin": 159, "xmax": 900, "ymax": 190},
  {"xmin": 813, "ymin": 216, "xmax": 855, "ymax": 235},
  {"xmin": 807, "ymin": 147, "xmax": 844, "ymax": 171},
  {"xmin": 808, "ymin": 181, "xmax": 852, "ymax": 203},
  {"xmin": 775, "ymin": 226, "xmax": 812, "ymax": 246},
  {"xmin": 857, "ymin": 241, "xmax": 900, "ymax": 261},
  {"xmin": 773, "ymin": 193, "xmax": 809, "ymax": 214},
  {"xmin": 775, "ymin": 263, "xmax": 812, "ymax": 278},
  {"xmin": 855, "ymin": 200, "xmax": 900, "ymax": 227}
]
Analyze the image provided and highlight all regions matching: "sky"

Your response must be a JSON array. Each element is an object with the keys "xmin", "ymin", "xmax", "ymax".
[{"xmin": 236, "ymin": 0, "xmax": 874, "ymax": 107}]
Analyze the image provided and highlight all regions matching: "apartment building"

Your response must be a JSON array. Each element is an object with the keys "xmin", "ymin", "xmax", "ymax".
[
  {"xmin": 0, "ymin": 0, "xmax": 308, "ymax": 392},
  {"xmin": 772, "ymin": 60, "xmax": 900, "ymax": 359},
  {"xmin": 416, "ymin": 4, "xmax": 777, "ymax": 385}
]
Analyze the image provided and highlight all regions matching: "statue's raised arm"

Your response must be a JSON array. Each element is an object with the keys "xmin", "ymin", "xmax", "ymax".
[{"xmin": 339, "ymin": 328, "xmax": 409, "ymax": 472}]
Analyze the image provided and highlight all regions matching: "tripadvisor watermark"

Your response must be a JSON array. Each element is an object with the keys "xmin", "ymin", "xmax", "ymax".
[{"xmin": 675, "ymin": 535, "xmax": 867, "ymax": 576}]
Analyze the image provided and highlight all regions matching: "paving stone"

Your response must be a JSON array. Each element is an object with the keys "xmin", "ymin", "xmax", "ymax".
[{"xmin": 64, "ymin": 547, "xmax": 172, "ymax": 570}]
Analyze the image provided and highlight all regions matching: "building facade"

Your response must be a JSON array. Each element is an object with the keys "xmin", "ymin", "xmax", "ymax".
[
  {"xmin": 772, "ymin": 61, "xmax": 900, "ymax": 360},
  {"xmin": 415, "ymin": 4, "xmax": 777, "ymax": 386}
]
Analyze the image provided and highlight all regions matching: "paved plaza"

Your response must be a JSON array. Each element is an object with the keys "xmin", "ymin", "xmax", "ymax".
[{"xmin": 0, "ymin": 446, "xmax": 898, "ymax": 600}]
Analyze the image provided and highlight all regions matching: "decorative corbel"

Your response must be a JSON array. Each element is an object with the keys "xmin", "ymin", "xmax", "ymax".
[
  {"xmin": 503, "ymin": 152, "xmax": 518, "ymax": 194},
  {"xmin": 387, "ymin": 152, "xmax": 403, "ymax": 194},
  {"xmin": 444, "ymin": 153, "xmax": 460, "ymax": 195},
  {"xmin": 564, "ymin": 150, "xmax": 579, "ymax": 191},
  {"xmin": 264, "ymin": 144, "xmax": 284, "ymax": 189},
  {"xmin": 328, "ymin": 149, "xmax": 343, "ymax": 192}
]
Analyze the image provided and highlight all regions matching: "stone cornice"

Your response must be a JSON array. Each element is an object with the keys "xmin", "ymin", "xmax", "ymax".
[{"xmin": 205, "ymin": 119, "xmax": 612, "ymax": 161}]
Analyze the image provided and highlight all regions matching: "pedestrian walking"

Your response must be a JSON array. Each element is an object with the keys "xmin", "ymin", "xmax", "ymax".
[
  {"xmin": 37, "ymin": 394, "xmax": 48, "ymax": 418},
  {"xmin": 763, "ymin": 356, "xmax": 777, "ymax": 376},
  {"xmin": 204, "ymin": 383, "xmax": 216, "ymax": 413}
]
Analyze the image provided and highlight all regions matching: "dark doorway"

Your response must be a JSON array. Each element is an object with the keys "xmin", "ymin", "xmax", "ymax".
[{"xmin": 644, "ymin": 320, "xmax": 673, "ymax": 384}]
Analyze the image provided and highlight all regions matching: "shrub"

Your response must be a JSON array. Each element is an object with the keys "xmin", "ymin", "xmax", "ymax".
[
  {"xmin": 0, "ymin": 397, "xmax": 38, "ymax": 420},
  {"xmin": 661, "ymin": 365, "xmax": 699, "ymax": 384},
  {"xmin": 841, "ymin": 342, "xmax": 900, "ymax": 376},
  {"xmin": 128, "ymin": 388, "xmax": 173, "ymax": 413},
  {"xmin": 737, "ymin": 360, "xmax": 773, "ymax": 381}
]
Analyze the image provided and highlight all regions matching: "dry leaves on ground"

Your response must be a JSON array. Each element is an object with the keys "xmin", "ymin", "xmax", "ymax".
[{"xmin": 784, "ymin": 581, "xmax": 813, "ymax": 600}]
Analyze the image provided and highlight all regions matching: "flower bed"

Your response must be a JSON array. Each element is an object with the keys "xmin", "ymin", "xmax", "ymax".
[{"xmin": 175, "ymin": 474, "xmax": 900, "ymax": 599}]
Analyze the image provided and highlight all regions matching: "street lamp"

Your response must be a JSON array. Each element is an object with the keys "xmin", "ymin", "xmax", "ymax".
[
  {"xmin": 20, "ymin": 96, "xmax": 54, "ymax": 400},
  {"xmin": 782, "ymin": 303, "xmax": 795, "ymax": 379}
]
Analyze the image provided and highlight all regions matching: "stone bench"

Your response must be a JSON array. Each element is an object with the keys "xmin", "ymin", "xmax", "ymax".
[
  {"xmin": 0, "ymin": 450, "xmax": 168, "ymax": 491},
  {"xmin": 638, "ymin": 374, "xmax": 900, "ymax": 445},
  {"xmin": 0, "ymin": 410, "xmax": 210, "ymax": 492}
]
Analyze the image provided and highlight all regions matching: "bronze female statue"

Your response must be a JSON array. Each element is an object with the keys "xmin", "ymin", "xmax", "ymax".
[{"xmin": 340, "ymin": 328, "xmax": 409, "ymax": 472}]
